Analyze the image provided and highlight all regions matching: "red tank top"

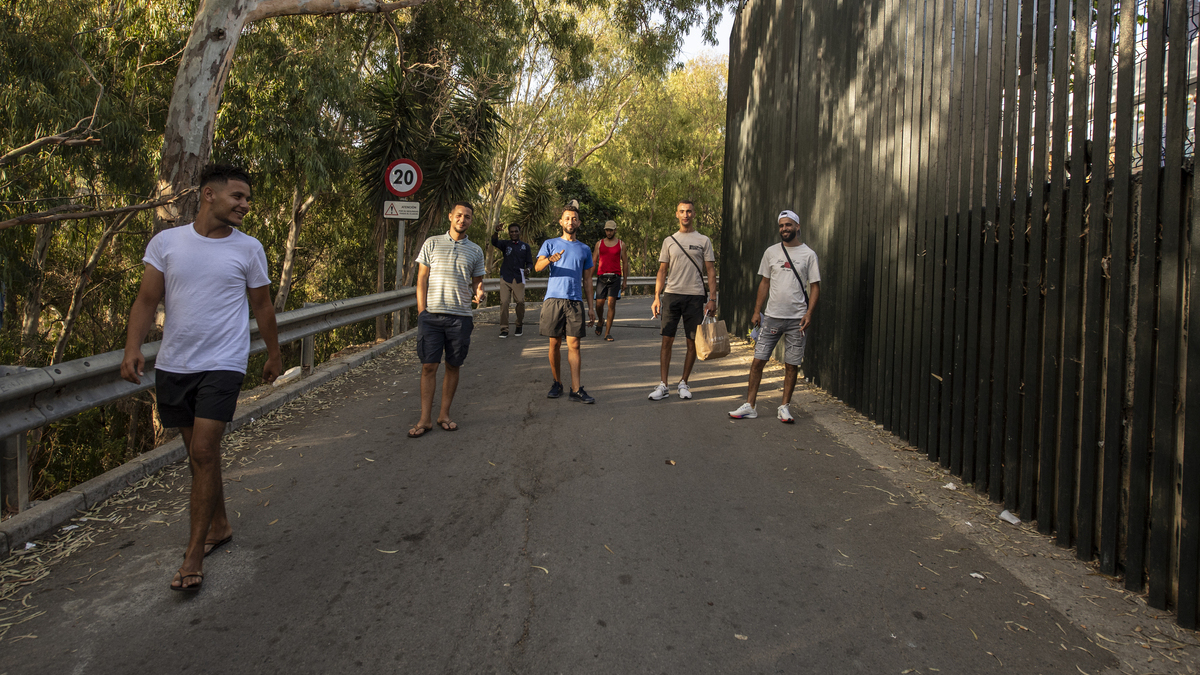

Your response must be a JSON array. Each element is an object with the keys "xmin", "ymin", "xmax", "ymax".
[{"xmin": 597, "ymin": 240, "xmax": 622, "ymax": 275}]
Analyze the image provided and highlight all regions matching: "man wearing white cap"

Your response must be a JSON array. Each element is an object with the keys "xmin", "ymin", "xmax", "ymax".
[{"xmin": 728, "ymin": 210, "xmax": 820, "ymax": 423}]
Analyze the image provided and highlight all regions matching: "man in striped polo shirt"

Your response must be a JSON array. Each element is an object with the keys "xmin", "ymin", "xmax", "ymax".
[{"xmin": 409, "ymin": 201, "xmax": 486, "ymax": 437}]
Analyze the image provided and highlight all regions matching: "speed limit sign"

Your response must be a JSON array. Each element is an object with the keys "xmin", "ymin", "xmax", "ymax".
[{"xmin": 384, "ymin": 158, "xmax": 423, "ymax": 197}]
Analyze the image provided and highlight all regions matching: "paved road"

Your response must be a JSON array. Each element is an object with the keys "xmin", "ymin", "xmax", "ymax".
[{"xmin": 2, "ymin": 297, "xmax": 1112, "ymax": 674}]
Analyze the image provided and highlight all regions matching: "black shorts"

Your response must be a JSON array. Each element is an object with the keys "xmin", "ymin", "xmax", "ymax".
[
  {"xmin": 594, "ymin": 274, "xmax": 622, "ymax": 300},
  {"xmin": 417, "ymin": 311, "xmax": 473, "ymax": 367},
  {"xmin": 539, "ymin": 298, "xmax": 587, "ymax": 339},
  {"xmin": 155, "ymin": 369, "xmax": 245, "ymax": 428},
  {"xmin": 660, "ymin": 293, "xmax": 705, "ymax": 341}
]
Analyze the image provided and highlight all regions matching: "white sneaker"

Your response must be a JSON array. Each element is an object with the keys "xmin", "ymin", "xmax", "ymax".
[
  {"xmin": 777, "ymin": 404, "xmax": 795, "ymax": 424},
  {"xmin": 728, "ymin": 402, "xmax": 757, "ymax": 419},
  {"xmin": 648, "ymin": 382, "xmax": 670, "ymax": 401},
  {"xmin": 677, "ymin": 381, "xmax": 693, "ymax": 399}
]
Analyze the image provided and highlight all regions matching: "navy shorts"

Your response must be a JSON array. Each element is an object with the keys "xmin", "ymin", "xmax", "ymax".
[
  {"xmin": 155, "ymin": 369, "xmax": 245, "ymax": 428},
  {"xmin": 417, "ymin": 311, "xmax": 473, "ymax": 367},
  {"xmin": 660, "ymin": 293, "xmax": 705, "ymax": 341}
]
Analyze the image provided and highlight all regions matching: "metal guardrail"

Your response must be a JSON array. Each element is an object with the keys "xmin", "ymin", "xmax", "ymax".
[{"xmin": 0, "ymin": 276, "xmax": 658, "ymax": 514}]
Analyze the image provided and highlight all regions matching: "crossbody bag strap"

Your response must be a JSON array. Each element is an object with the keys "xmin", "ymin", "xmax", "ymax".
[
  {"xmin": 778, "ymin": 244, "xmax": 810, "ymax": 305},
  {"xmin": 669, "ymin": 234, "xmax": 708, "ymax": 301}
]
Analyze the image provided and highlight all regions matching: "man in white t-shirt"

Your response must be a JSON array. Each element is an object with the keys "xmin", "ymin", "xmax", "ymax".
[
  {"xmin": 648, "ymin": 200, "xmax": 718, "ymax": 401},
  {"xmin": 728, "ymin": 209, "xmax": 821, "ymax": 423},
  {"xmin": 121, "ymin": 164, "xmax": 282, "ymax": 592}
]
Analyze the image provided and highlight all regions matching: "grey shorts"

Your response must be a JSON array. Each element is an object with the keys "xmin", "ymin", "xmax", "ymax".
[
  {"xmin": 753, "ymin": 315, "xmax": 807, "ymax": 365},
  {"xmin": 539, "ymin": 298, "xmax": 586, "ymax": 338}
]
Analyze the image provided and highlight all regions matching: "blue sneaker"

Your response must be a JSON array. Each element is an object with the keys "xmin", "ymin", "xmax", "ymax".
[
  {"xmin": 569, "ymin": 387, "xmax": 595, "ymax": 404},
  {"xmin": 547, "ymin": 381, "xmax": 564, "ymax": 398}
]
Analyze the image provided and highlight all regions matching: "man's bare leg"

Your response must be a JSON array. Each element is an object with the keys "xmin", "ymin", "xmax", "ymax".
[
  {"xmin": 745, "ymin": 358, "xmax": 768, "ymax": 407},
  {"xmin": 781, "ymin": 363, "xmax": 799, "ymax": 405},
  {"xmin": 174, "ymin": 418, "xmax": 229, "ymax": 589},
  {"xmin": 594, "ymin": 298, "xmax": 607, "ymax": 332},
  {"xmin": 411, "ymin": 363, "xmax": 439, "ymax": 435},
  {"xmin": 548, "ymin": 337, "xmax": 563, "ymax": 383},
  {"xmin": 438, "ymin": 363, "xmax": 460, "ymax": 428},
  {"xmin": 680, "ymin": 337, "xmax": 698, "ymax": 383},
  {"xmin": 659, "ymin": 336, "xmax": 675, "ymax": 383},
  {"xmin": 565, "ymin": 336, "xmax": 582, "ymax": 390},
  {"xmin": 604, "ymin": 299, "xmax": 617, "ymax": 337}
]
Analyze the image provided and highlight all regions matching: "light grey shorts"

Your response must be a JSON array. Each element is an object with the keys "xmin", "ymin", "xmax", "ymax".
[{"xmin": 754, "ymin": 315, "xmax": 806, "ymax": 365}]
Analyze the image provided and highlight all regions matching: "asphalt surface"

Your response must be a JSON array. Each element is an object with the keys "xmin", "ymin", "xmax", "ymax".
[{"xmin": 1, "ymin": 297, "xmax": 1113, "ymax": 674}]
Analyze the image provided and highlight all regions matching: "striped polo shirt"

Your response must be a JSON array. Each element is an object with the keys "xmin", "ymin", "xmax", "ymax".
[{"xmin": 415, "ymin": 233, "xmax": 486, "ymax": 317}]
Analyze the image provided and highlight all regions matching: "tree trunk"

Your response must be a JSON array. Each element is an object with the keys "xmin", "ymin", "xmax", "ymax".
[
  {"xmin": 153, "ymin": 0, "xmax": 253, "ymax": 231},
  {"xmin": 20, "ymin": 222, "xmax": 56, "ymax": 362},
  {"xmin": 51, "ymin": 212, "xmax": 135, "ymax": 364},
  {"xmin": 275, "ymin": 184, "xmax": 315, "ymax": 312},
  {"xmin": 153, "ymin": 0, "xmax": 428, "ymax": 231}
]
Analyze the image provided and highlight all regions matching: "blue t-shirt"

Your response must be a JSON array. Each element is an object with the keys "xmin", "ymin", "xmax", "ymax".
[{"xmin": 537, "ymin": 238, "xmax": 593, "ymax": 301}]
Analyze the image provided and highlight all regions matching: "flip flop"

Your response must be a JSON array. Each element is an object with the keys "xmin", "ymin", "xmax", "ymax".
[
  {"xmin": 204, "ymin": 535, "xmax": 233, "ymax": 557},
  {"xmin": 408, "ymin": 425, "xmax": 433, "ymax": 438},
  {"xmin": 171, "ymin": 570, "xmax": 203, "ymax": 592},
  {"xmin": 605, "ymin": 335, "xmax": 615, "ymax": 341},
  {"xmin": 595, "ymin": 322, "xmax": 603, "ymax": 335},
  {"xmin": 438, "ymin": 420, "xmax": 458, "ymax": 432}
]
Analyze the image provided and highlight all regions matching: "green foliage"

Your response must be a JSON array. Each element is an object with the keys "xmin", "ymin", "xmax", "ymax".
[
  {"xmin": 510, "ymin": 159, "xmax": 561, "ymax": 244},
  {"xmin": 554, "ymin": 167, "xmax": 622, "ymax": 244}
]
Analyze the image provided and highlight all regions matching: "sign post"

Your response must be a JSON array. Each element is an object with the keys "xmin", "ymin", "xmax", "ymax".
[{"xmin": 384, "ymin": 159, "xmax": 423, "ymax": 334}]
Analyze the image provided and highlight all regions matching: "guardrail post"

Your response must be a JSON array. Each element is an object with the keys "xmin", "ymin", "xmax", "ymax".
[
  {"xmin": 301, "ymin": 302, "xmax": 315, "ymax": 376},
  {"xmin": 1, "ymin": 432, "xmax": 28, "ymax": 513}
]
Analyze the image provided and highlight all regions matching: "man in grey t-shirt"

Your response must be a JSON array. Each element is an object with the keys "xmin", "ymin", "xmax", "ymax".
[
  {"xmin": 728, "ymin": 210, "xmax": 821, "ymax": 423},
  {"xmin": 648, "ymin": 200, "xmax": 718, "ymax": 401},
  {"xmin": 410, "ymin": 201, "xmax": 486, "ymax": 438}
]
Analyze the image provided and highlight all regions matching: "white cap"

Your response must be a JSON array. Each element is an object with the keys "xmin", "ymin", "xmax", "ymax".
[{"xmin": 778, "ymin": 210, "xmax": 800, "ymax": 225}]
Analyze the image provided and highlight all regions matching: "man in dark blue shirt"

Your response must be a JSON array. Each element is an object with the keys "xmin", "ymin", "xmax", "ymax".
[{"xmin": 490, "ymin": 222, "xmax": 534, "ymax": 337}]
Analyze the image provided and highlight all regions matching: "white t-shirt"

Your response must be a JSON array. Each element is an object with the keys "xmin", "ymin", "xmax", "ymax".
[
  {"xmin": 143, "ymin": 223, "xmax": 272, "ymax": 374},
  {"xmin": 758, "ymin": 242, "xmax": 821, "ymax": 319},
  {"xmin": 658, "ymin": 230, "xmax": 715, "ymax": 296}
]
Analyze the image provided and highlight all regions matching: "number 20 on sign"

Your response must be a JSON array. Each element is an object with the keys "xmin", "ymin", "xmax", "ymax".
[{"xmin": 385, "ymin": 158, "xmax": 422, "ymax": 198}]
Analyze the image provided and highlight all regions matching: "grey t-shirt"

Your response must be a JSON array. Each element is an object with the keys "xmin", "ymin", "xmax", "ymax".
[{"xmin": 658, "ymin": 230, "xmax": 715, "ymax": 296}]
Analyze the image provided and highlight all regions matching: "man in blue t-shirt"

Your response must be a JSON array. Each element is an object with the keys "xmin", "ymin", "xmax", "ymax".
[{"xmin": 535, "ymin": 206, "xmax": 597, "ymax": 403}]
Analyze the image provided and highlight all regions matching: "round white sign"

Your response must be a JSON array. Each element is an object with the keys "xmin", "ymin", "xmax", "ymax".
[{"xmin": 385, "ymin": 159, "xmax": 423, "ymax": 197}]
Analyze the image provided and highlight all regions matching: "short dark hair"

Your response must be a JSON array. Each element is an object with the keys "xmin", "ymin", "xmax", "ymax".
[
  {"xmin": 677, "ymin": 199, "xmax": 695, "ymax": 208},
  {"xmin": 561, "ymin": 206, "xmax": 580, "ymax": 217},
  {"xmin": 507, "ymin": 223, "xmax": 521, "ymax": 231},
  {"xmin": 200, "ymin": 164, "xmax": 252, "ymax": 191},
  {"xmin": 452, "ymin": 201, "xmax": 474, "ymax": 213}
]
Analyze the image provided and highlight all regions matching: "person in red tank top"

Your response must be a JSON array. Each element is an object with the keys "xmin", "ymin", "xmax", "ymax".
[{"xmin": 592, "ymin": 220, "xmax": 631, "ymax": 341}]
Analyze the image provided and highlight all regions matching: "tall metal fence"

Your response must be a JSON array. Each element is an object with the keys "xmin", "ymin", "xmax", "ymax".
[{"xmin": 720, "ymin": 0, "xmax": 1200, "ymax": 626}]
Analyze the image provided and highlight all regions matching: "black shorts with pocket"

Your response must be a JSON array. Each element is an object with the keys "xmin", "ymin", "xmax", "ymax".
[
  {"xmin": 539, "ymin": 298, "xmax": 587, "ymax": 339},
  {"xmin": 594, "ymin": 274, "xmax": 622, "ymax": 300},
  {"xmin": 660, "ymin": 293, "xmax": 706, "ymax": 341},
  {"xmin": 155, "ymin": 369, "xmax": 245, "ymax": 428},
  {"xmin": 417, "ymin": 311, "xmax": 474, "ymax": 367}
]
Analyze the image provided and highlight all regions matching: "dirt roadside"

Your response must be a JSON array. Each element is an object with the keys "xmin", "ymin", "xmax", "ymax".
[{"xmin": 777, "ymin": 350, "xmax": 1199, "ymax": 675}]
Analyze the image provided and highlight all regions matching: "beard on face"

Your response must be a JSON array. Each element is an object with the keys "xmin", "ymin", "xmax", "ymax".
[
  {"xmin": 780, "ymin": 230, "xmax": 796, "ymax": 242},
  {"xmin": 564, "ymin": 224, "xmax": 578, "ymax": 234}
]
